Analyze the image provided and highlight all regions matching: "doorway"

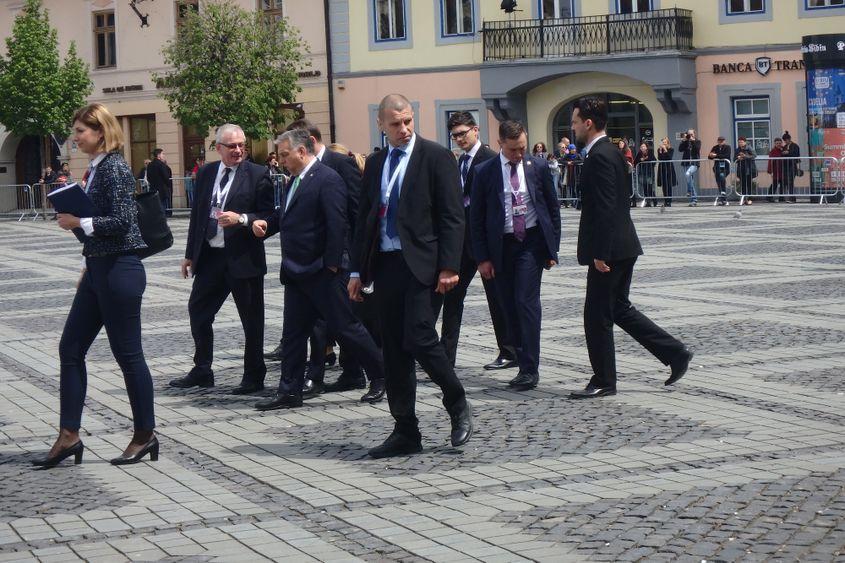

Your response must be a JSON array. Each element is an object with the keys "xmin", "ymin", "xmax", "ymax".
[{"xmin": 552, "ymin": 93, "xmax": 654, "ymax": 150}]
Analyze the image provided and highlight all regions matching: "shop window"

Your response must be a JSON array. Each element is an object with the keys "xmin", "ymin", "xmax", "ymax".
[
  {"xmin": 726, "ymin": 0, "xmax": 765, "ymax": 14},
  {"xmin": 807, "ymin": 0, "xmax": 844, "ymax": 7},
  {"xmin": 375, "ymin": 0, "xmax": 406, "ymax": 41},
  {"xmin": 617, "ymin": 0, "xmax": 652, "ymax": 13},
  {"xmin": 260, "ymin": 0, "xmax": 283, "ymax": 25},
  {"xmin": 733, "ymin": 97, "xmax": 771, "ymax": 154},
  {"xmin": 542, "ymin": 0, "xmax": 575, "ymax": 18},
  {"xmin": 93, "ymin": 11, "xmax": 116, "ymax": 69}
]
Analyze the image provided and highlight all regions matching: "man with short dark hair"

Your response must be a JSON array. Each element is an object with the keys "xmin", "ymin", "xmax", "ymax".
[
  {"xmin": 349, "ymin": 94, "xmax": 472, "ymax": 458},
  {"xmin": 470, "ymin": 120, "xmax": 561, "ymax": 391},
  {"xmin": 251, "ymin": 129, "xmax": 385, "ymax": 411},
  {"xmin": 440, "ymin": 111, "xmax": 515, "ymax": 370},
  {"xmin": 568, "ymin": 97, "xmax": 692, "ymax": 399},
  {"xmin": 679, "ymin": 129, "xmax": 701, "ymax": 206},
  {"xmin": 708, "ymin": 136, "xmax": 732, "ymax": 205},
  {"xmin": 147, "ymin": 148, "xmax": 173, "ymax": 216}
]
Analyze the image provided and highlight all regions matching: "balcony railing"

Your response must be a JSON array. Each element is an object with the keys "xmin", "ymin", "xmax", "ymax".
[{"xmin": 482, "ymin": 8, "xmax": 693, "ymax": 61}]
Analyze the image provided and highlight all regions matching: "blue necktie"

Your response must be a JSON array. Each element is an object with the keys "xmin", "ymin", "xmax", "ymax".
[
  {"xmin": 385, "ymin": 148, "xmax": 404, "ymax": 239},
  {"xmin": 459, "ymin": 154, "xmax": 470, "ymax": 188}
]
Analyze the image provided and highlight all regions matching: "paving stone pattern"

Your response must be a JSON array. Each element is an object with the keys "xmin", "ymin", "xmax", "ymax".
[{"xmin": 0, "ymin": 205, "xmax": 843, "ymax": 562}]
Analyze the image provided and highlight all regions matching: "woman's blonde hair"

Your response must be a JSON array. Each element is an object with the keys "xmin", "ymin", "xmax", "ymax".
[
  {"xmin": 328, "ymin": 142, "xmax": 366, "ymax": 173},
  {"xmin": 72, "ymin": 103, "xmax": 124, "ymax": 153}
]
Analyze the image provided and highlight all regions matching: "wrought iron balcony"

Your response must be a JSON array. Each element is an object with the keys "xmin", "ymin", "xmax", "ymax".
[{"xmin": 482, "ymin": 8, "xmax": 693, "ymax": 61}]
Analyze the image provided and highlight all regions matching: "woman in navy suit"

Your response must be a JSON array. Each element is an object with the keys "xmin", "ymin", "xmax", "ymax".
[{"xmin": 33, "ymin": 103, "xmax": 157, "ymax": 468}]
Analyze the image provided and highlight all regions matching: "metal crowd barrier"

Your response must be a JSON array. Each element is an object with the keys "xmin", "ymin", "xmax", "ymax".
[
  {"xmin": 557, "ymin": 160, "xmax": 582, "ymax": 207},
  {"xmin": 0, "ymin": 184, "xmax": 36, "ymax": 220},
  {"xmin": 734, "ymin": 156, "xmax": 842, "ymax": 206},
  {"xmin": 633, "ymin": 158, "xmax": 733, "ymax": 207},
  {"xmin": 271, "ymin": 173, "xmax": 289, "ymax": 209}
]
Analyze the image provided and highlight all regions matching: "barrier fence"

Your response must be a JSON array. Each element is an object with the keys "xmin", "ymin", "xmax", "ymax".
[
  {"xmin": 633, "ymin": 158, "xmax": 734, "ymax": 207},
  {"xmin": 634, "ymin": 156, "xmax": 845, "ymax": 206},
  {"xmin": 734, "ymin": 156, "xmax": 842, "ymax": 206},
  {"xmin": 0, "ymin": 184, "xmax": 36, "ymax": 220}
]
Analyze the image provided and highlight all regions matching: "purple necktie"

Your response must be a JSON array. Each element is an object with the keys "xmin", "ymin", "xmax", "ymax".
[{"xmin": 508, "ymin": 162, "xmax": 526, "ymax": 242}]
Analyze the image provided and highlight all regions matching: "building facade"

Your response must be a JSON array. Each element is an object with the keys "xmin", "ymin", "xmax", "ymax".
[
  {"xmin": 328, "ymin": 0, "xmax": 845, "ymax": 158},
  {"xmin": 0, "ymin": 0, "xmax": 330, "ymax": 206}
]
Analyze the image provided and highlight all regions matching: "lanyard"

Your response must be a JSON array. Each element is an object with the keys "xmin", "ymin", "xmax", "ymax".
[
  {"xmin": 212, "ymin": 167, "xmax": 233, "ymax": 207},
  {"xmin": 382, "ymin": 151, "xmax": 406, "ymax": 203}
]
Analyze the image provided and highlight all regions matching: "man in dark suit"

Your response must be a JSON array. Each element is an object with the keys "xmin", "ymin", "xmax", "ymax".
[
  {"xmin": 251, "ymin": 129, "xmax": 385, "ymax": 411},
  {"xmin": 440, "ymin": 111, "xmax": 515, "ymax": 370},
  {"xmin": 171, "ymin": 124, "xmax": 275, "ymax": 394},
  {"xmin": 348, "ymin": 94, "xmax": 473, "ymax": 458},
  {"xmin": 568, "ymin": 97, "xmax": 693, "ymax": 399},
  {"xmin": 265, "ymin": 119, "xmax": 384, "ymax": 403},
  {"xmin": 146, "ymin": 148, "xmax": 173, "ymax": 216},
  {"xmin": 471, "ymin": 120, "xmax": 561, "ymax": 391}
]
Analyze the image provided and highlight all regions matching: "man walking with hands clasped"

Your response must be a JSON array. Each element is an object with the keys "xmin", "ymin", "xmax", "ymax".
[{"xmin": 568, "ymin": 97, "xmax": 693, "ymax": 399}]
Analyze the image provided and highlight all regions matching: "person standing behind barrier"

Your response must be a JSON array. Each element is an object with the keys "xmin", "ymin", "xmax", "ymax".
[
  {"xmin": 768, "ymin": 138, "xmax": 787, "ymax": 203},
  {"xmin": 172, "ymin": 124, "xmax": 274, "ymax": 394},
  {"xmin": 781, "ymin": 132, "xmax": 800, "ymax": 203},
  {"xmin": 147, "ymin": 148, "xmax": 173, "ymax": 217},
  {"xmin": 656, "ymin": 137, "xmax": 676, "ymax": 206},
  {"xmin": 679, "ymin": 129, "xmax": 701, "ymax": 206},
  {"xmin": 708, "ymin": 136, "xmax": 732, "ymax": 205},
  {"xmin": 471, "ymin": 120, "xmax": 561, "ymax": 392},
  {"xmin": 562, "ymin": 144, "xmax": 583, "ymax": 208},
  {"xmin": 633, "ymin": 142, "xmax": 656, "ymax": 207},
  {"xmin": 567, "ymin": 96, "xmax": 693, "ymax": 400},
  {"xmin": 35, "ymin": 103, "xmax": 157, "ymax": 469},
  {"xmin": 735, "ymin": 137, "xmax": 757, "ymax": 205}
]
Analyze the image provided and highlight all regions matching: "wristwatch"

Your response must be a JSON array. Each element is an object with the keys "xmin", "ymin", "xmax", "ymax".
[{"xmin": 238, "ymin": 214, "xmax": 247, "ymax": 226}]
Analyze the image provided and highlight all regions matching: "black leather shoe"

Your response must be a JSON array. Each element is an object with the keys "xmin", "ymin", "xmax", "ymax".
[
  {"xmin": 255, "ymin": 393, "xmax": 303, "ymax": 411},
  {"xmin": 110, "ymin": 436, "xmax": 159, "ymax": 465},
  {"xmin": 569, "ymin": 385, "xmax": 617, "ymax": 399},
  {"xmin": 325, "ymin": 375, "xmax": 366, "ymax": 393},
  {"xmin": 368, "ymin": 432, "xmax": 423, "ymax": 459},
  {"xmin": 666, "ymin": 348, "xmax": 694, "ymax": 386},
  {"xmin": 302, "ymin": 379, "xmax": 325, "ymax": 399},
  {"xmin": 508, "ymin": 372, "xmax": 539, "ymax": 391},
  {"xmin": 32, "ymin": 441, "xmax": 83, "ymax": 469},
  {"xmin": 231, "ymin": 382, "xmax": 265, "ymax": 395},
  {"xmin": 484, "ymin": 354, "xmax": 517, "ymax": 370},
  {"xmin": 264, "ymin": 342, "xmax": 283, "ymax": 361},
  {"xmin": 169, "ymin": 373, "xmax": 214, "ymax": 388},
  {"xmin": 449, "ymin": 401, "xmax": 473, "ymax": 447},
  {"xmin": 324, "ymin": 352, "xmax": 337, "ymax": 368},
  {"xmin": 361, "ymin": 379, "xmax": 385, "ymax": 403}
]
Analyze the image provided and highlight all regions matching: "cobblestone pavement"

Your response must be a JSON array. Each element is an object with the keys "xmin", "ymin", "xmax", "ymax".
[{"xmin": 0, "ymin": 204, "xmax": 843, "ymax": 562}]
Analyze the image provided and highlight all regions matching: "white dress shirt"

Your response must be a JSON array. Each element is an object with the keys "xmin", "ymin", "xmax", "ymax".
[
  {"xmin": 79, "ymin": 153, "xmax": 108, "ymax": 236},
  {"xmin": 499, "ymin": 153, "xmax": 538, "ymax": 234},
  {"xmin": 208, "ymin": 161, "xmax": 240, "ymax": 248}
]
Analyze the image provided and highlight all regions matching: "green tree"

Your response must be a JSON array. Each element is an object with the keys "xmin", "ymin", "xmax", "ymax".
[
  {"xmin": 156, "ymin": 0, "xmax": 306, "ymax": 142},
  {"xmin": 0, "ymin": 0, "xmax": 93, "ymax": 168}
]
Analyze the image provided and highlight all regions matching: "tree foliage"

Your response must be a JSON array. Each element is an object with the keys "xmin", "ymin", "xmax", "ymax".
[
  {"xmin": 156, "ymin": 0, "xmax": 307, "ymax": 141},
  {"xmin": 0, "ymin": 0, "xmax": 92, "ymax": 138}
]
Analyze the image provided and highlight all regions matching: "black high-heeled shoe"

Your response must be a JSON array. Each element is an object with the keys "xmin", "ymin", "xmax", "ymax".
[
  {"xmin": 110, "ymin": 436, "xmax": 159, "ymax": 465},
  {"xmin": 32, "ymin": 441, "xmax": 84, "ymax": 469}
]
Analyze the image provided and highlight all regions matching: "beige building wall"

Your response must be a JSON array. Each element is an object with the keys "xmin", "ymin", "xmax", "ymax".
[
  {"xmin": 332, "ymin": 69, "xmax": 499, "ymax": 154},
  {"xmin": 0, "ymin": 0, "xmax": 329, "ymax": 197},
  {"xmin": 525, "ymin": 72, "xmax": 667, "ymax": 148}
]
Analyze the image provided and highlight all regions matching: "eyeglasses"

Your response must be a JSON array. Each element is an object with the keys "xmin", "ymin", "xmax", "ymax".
[
  {"xmin": 450, "ymin": 129, "xmax": 472, "ymax": 140},
  {"xmin": 218, "ymin": 142, "xmax": 245, "ymax": 149}
]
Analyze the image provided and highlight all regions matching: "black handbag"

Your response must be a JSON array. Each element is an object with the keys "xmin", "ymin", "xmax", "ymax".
[{"xmin": 135, "ymin": 189, "xmax": 173, "ymax": 259}]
